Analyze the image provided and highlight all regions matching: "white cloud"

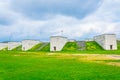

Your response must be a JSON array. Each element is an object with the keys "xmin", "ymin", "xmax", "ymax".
[
  {"xmin": 0, "ymin": 0, "xmax": 120, "ymax": 42},
  {"xmin": 77, "ymin": 0, "xmax": 120, "ymax": 36}
]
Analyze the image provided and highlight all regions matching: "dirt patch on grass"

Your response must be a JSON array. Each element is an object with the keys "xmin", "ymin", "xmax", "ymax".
[
  {"xmin": 106, "ymin": 62, "xmax": 120, "ymax": 67},
  {"xmin": 47, "ymin": 53, "xmax": 120, "ymax": 67}
]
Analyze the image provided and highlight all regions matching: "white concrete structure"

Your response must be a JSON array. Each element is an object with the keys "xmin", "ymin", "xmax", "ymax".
[
  {"xmin": 0, "ymin": 43, "xmax": 8, "ymax": 50},
  {"xmin": 68, "ymin": 39, "xmax": 76, "ymax": 42},
  {"xmin": 22, "ymin": 40, "xmax": 41, "ymax": 51},
  {"xmin": 50, "ymin": 36, "xmax": 68, "ymax": 51},
  {"xmin": 117, "ymin": 39, "xmax": 120, "ymax": 41},
  {"xmin": 85, "ymin": 39, "xmax": 94, "ymax": 42},
  {"xmin": 8, "ymin": 42, "xmax": 21, "ymax": 50},
  {"xmin": 94, "ymin": 34, "xmax": 117, "ymax": 50}
]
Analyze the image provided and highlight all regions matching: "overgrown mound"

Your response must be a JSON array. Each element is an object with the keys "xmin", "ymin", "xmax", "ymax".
[
  {"xmin": 117, "ymin": 40, "xmax": 120, "ymax": 50},
  {"xmin": 62, "ymin": 42, "xmax": 79, "ymax": 51},
  {"xmin": 12, "ymin": 45, "xmax": 22, "ymax": 51},
  {"xmin": 29, "ymin": 43, "xmax": 43, "ymax": 51},
  {"xmin": 1, "ymin": 47, "xmax": 8, "ymax": 51},
  {"xmin": 86, "ymin": 41, "xmax": 103, "ymax": 50},
  {"xmin": 40, "ymin": 43, "xmax": 50, "ymax": 52}
]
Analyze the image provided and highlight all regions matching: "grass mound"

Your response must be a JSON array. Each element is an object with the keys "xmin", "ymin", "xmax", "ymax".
[
  {"xmin": 117, "ymin": 40, "xmax": 120, "ymax": 50},
  {"xmin": 12, "ymin": 45, "xmax": 22, "ymax": 51},
  {"xmin": 28, "ymin": 43, "xmax": 43, "ymax": 51},
  {"xmin": 40, "ymin": 43, "xmax": 50, "ymax": 52},
  {"xmin": 1, "ymin": 47, "xmax": 8, "ymax": 51},
  {"xmin": 86, "ymin": 41, "xmax": 103, "ymax": 51},
  {"xmin": 62, "ymin": 41, "xmax": 103, "ymax": 52},
  {"xmin": 62, "ymin": 42, "xmax": 79, "ymax": 52}
]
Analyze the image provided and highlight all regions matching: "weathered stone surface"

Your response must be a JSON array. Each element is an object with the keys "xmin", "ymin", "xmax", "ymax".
[
  {"xmin": 22, "ymin": 40, "xmax": 41, "ymax": 51},
  {"xmin": 50, "ymin": 36, "xmax": 68, "ymax": 51},
  {"xmin": 8, "ymin": 42, "xmax": 21, "ymax": 50},
  {"xmin": 0, "ymin": 43, "xmax": 8, "ymax": 50},
  {"xmin": 77, "ymin": 41, "xmax": 86, "ymax": 50},
  {"xmin": 94, "ymin": 34, "xmax": 117, "ymax": 50},
  {"xmin": 68, "ymin": 39, "xmax": 76, "ymax": 42}
]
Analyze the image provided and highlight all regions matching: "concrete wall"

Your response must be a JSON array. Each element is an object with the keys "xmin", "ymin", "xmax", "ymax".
[
  {"xmin": 50, "ymin": 36, "xmax": 68, "ymax": 51},
  {"xmin": 85, "ymin": 39, "xmax": 94, "ymax": 42},
  {"xmin": 0, "ymin": 43, "xmax": 8, "ymax": 50},
  {"xmin": 22, "ymin": 40, "xmax": 41, "ymax": 51},
  {"xmin": 68, "ymin": 39, "xmax": 76, "ymax": 42},
  {"xmin": 117, "ymin": 39, "xmax": 120, "ymax": 41},
  {"xmin": 94, "ymin": 34, "xmax": 117, "ymax": 50},
  {"xmin": 8, "ymin": 42, "xmax": 21, "ymax": 50},
  {"xmin": 77, "ymin": 41, "xmax": 86, "ymax": 50}
]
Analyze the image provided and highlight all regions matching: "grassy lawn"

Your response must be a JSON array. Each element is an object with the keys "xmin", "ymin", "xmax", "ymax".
[
  {"xmin": 0, "ymin": 51, "xmax": 120, "ymax": 80},
  {"xmin": 60, "ymin": 50, "xmax": 120, "ymax": 54}
]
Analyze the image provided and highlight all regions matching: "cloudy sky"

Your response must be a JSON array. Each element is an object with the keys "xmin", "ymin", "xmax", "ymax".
[{"xmin": 0, "ymin": 0, "xmax": 120, "ymax": 42}]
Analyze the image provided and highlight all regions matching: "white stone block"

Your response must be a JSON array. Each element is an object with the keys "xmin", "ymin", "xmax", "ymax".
[
  {"xmin": 22, "ymin": 40, "xmax": 41, "ymax": 51},
  {"xmin": 0, "ymin": 43, "xmax": 8, "ymax": 50},
  {"xmin": 68, "ymin": 39, "xmax": 76, "ymax": 42},
  {"xmin": 94, "ymin": 34, "xmax": 117, "ymax": 50},
  {"xmin": 8, "ymin": 42, "xmax": 21, "ymax": 50},
  {"xmin": 50, "ymin": 36, "xmax": 68, "ymax": 51}
]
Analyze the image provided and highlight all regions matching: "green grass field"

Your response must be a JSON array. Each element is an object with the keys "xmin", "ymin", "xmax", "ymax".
[
  {"xmin": 0, "ymin": 41, "xmax": 120, "ymax": 80},
  {"xmin": 0, "ymin": 51, "xmax": 120, "ymax": 80}
]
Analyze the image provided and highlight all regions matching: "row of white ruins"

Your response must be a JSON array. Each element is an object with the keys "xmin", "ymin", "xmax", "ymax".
[{"xmin": 0, "ymin": 34, "xmax": 118, "ymax": 51}]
